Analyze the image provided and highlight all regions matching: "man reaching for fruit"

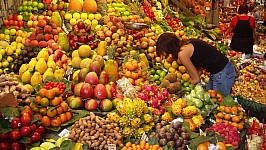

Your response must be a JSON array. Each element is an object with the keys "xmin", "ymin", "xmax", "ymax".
[{"xmin": 156, "ymin": 33, "xmax": 236, "ymax": 95}]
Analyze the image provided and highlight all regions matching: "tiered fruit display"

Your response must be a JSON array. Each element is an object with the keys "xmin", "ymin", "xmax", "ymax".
[
  {"xmin": 0, "ymin": 28, "xmax": 25, "ymax": 42},
  {"xmin": 30, "ymin": 83, "xmax": 73, "ymax": 127},
  {"xmin": 119, "ymin": 56, "xmax": 149, "ymax": 86},
  {"xmin": 107, "ymin": 98, "xmax": 156, "ymax": 139},
  {"xmin": 2, "ymin": 14, "xmax": 24, "ymax": 30},
  {"xmin": 164, "ymin": 15, "xmax": 181, "ymax": 31},
  {"xmin": 185, "ymin": 86, "xmax": 214, "ymax": 117},
  {"xmin": 67, "ymin": 21, "xmax": 99, "ymax": 50},
  {"xmin": 69, "ymin": 112, "xmax": 124, "ymax": 149},
  {"xmin": 17, "ymin": 0, "xmax": 45, "ymax": 15},
  {"xmin": 122, "ymin": 141, "xmax": 162, "ymax": 150},
  {"xmin": 206, "ymin": 123, "xmax": 241, "ymax": 147},
  {"xmin": 149, "ymin": 121, "xmax": 190, "ymax": 149},
  {"xmin": 0, "ymin": 109, "xmax": 45, "ymax": 149},
  {"xmin": 214, "ymin": 104, "xmax": 246, "ymax": 130}
]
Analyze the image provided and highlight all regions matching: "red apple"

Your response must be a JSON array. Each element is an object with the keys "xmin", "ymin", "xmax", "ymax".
[
  {"xmin": 85, "ymin": 72, "xmax": 99, "ymax": 85},
  {"xmin": 85, "ymin": 99, "xmax": 98, "ymax": 111},
  {"xmin": 17, "ymin": 21, "xmax": 24, "ymax": 27},
  {"xmin": 77, "ymin": 21, "xmax": 85, "ymax": 29},
  {"xmin": 94, "ymin": 84, "xmax": 107, "ymax": 100}
]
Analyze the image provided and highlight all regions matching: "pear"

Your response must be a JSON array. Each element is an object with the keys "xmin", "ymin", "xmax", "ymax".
[
  {"xmin": 21, "ymin": 70, "xmax": 32, "ymax": 84},
  {"xmin": 28, "ymin": 58, "xmax": 37, "ymax": 71},
  {"xmin": 31, "ymin": 72, "xmax": 42, "ymax": 86},
  {"xmin": 37, "ymin": 48, "xmax": 49, "ymax": 61},
  {"xmin": 43, "ymin": 68, "xmax": 54, "ymax": 82},
  {"xmin": 35, "ymin": 58, "xmax": 48, "ymax": 75},
  {"xmin": 47, "ymin": 57, "xmax": 56, "ymax": 71},
  {"xmin": 19, "ymin": 64, "xmax": 29, "ymax": 76},
  {"xmin": 54, "ymin": 69, "xmax": 64, "ymax": 80}
]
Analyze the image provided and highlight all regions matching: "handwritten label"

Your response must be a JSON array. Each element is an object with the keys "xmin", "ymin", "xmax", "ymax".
[
  {"xmin": 58, "ymin": 129, "xmax": 70, "ymax": 137},
  {"xmin": 108, "ymin": 144, "xmax": 116, "ymax": 150},
  {"xmin": 141, "ymin": 132, "xmax": 149, "ymax": 141}
]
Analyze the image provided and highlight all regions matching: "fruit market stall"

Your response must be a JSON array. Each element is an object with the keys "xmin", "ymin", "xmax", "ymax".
[{"xmin": 0, "ymin": 0, "xmax": 266, "ymax": 149}]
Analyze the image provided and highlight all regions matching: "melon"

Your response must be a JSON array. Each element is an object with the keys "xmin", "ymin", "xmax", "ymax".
[
  {"xmin": 68, "ymin": 0, "xmax": 83, "ymax": 12},
  {"xmin": 83, "ymin": 0, "xmax": 98, "ymax": 13}
]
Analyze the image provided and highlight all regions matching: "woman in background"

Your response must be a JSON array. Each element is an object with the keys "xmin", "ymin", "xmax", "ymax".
[{"xmin": 229, "ymin": 4, "xmax": 255, "ymax": 57}]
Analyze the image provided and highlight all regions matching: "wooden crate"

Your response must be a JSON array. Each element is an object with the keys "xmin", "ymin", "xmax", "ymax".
[{"xmin": 0, "ymin": 0, "xmax": 23, "ymax": 26}]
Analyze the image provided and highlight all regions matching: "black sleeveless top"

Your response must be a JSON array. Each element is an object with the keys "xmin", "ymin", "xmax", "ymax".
[{"xmin": 189, "ymin": 39, "xmax": 228, "ymax": 74}]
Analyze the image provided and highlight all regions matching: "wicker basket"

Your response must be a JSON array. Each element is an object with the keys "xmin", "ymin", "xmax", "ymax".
[{"xmin": 0, "ymin": 0, "xmax": 23, "ymax": 26}]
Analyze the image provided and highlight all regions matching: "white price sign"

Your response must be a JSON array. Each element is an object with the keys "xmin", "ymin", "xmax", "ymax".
[
  {"xmin": 58, "ymin": 129, "xmax": 70, "ymax": 137},
  {"xmin": 141, "ymin": 132, "xmax": 149, "ymax": 141},
  {"xmin": 108, "ymin": 144, "xmax": 116, "ymax": 150}
]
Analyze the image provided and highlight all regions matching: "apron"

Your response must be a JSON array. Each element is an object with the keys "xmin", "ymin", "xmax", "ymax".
[{"xmin": 230, "ymin": 16, "xmax": 254, "ymax": 54}]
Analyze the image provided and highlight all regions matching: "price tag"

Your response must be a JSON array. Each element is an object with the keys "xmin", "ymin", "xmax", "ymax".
[
  {"xmin": 141, "ymin": 132, "xmax": 149, "ymax": 141},
  {"xmin": 58, "ymin": 129, "xmax": 70, "ymax": 137},
  {"xmin": 209, "ymin": 118, "xmax": 216, "ymax": 124},
  {"xmin": 108, "ymin": 144, "xmax": 116, "ymax": 150},
  {"xmin": 199, "ymin": 128, "xmax": 204, "ymax": 136}
]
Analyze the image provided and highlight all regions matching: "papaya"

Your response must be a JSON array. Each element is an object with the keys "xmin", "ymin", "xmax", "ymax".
[
  {"xmin": 96, "ymin": 41, "xmax": 107, "ymax": 56},
  {"xmin": 68, "ymin": 0, "xmax": 83, "ymax": 12},
  {"xmin": 104, "ymin": 59, "xmax": 119, "ymax": 82},
  {"xmin": 83, "ymin": 0, "xmax": 97, "ymax": 13}
]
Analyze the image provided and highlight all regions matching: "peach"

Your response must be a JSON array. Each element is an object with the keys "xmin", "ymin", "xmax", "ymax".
[
  {"xmin": 25, "ymin": 39, "xmax": 31, "ymax": 46},
  {"xmin": 38, "ymin": 19, "xmax": 46, "ymax": 27},
  {"xmin": 38, "ymin": 41, "xmax": 48, "ymax": 48},
  {"xmin": 36, "ymin": 34, "xmax": 44, "ymax": 42},
  {"xmin": 44, "ymin": 25, "xmax": 52, "ymax": 33},
  {"xmin": 30, "ymin": 40, "xmax": 39, "ymax": 47},
  {"xmin": 44, "ymin": 33, "xmax": 53, "ymax": 41},
  {"xmin": 52, "ymin": 29, "xmax": 58, "ymax": 35},
  {"xmin": 29, "ymin": 32, "xmax": 36, "ymax": 40}
]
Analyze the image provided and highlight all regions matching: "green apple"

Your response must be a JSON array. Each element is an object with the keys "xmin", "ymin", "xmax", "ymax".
[
  {"xmin": 22, "ymin": 6, "xmax": 28, "ymax": 12},
  {"xmin": 37, "ymin": 3, "xmax": 44, "ymax": 9},
  {"xmin": 27, "ymin": 6, "xmax": 33, "ymax": 12},
  {"xmin": 4, "ymin": 29, "xmax": 10, "ymax": 35},
  {"xmin": 27, "ymin": 1, "xmax": 32, "ymax": 6},
  {"xmin": 32, "ymin": 1, "xmax": 38, "ymax": 7},
  {"xmin": 18, "ymin": 6, "xmax": 23, "ymax": 12},
  {"xmin": 22, "ymin": 1, "xmax": 28, "ymax": 6}
]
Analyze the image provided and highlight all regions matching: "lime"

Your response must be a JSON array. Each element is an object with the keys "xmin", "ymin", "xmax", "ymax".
[
  {"xmin": 37, "ymin": 3, "xmax": 44, "ymax": 9},
  {"xmin": 159, "ymin": 77, "xmax": 164, "ymax": 82},
  {"xmin": 22, "ymin": 6, "xmax": 28, "ymax": 12},
  {"xmin": 180, "ymin": 79, "xmax": 185, "ymax": 84},
  {"xmin": 18, "ymin": 6, "xmax": 23, "ymax": 12},
  {"xmin": 27, "ymin": 1, "xmax": 32, "ymax": 6},
  {"xmin": 155, "ymin": 69, "xmax": 162, "ymax": 75},
  {"xmin": 153, "ymin": 74, "xmax": 160, "ymax": 80},
  {"xmin": 22, "ymin": 1, "xmax": 27, "ymax": 6},
  {"xmin": 155, "ymin": 80, "xmax": 161, "ymax": 85},
  {"xmin": 32, "ymin": 1, "xmax": 38, "ymax": 7},
  {"xmin": 183, "ymin": 82, "xmax": 190, "ymax": 87},
  {"xmin": 189, "ymin": 84, "xmax": 195, "ymax": 89},
  {"xmin": 149, "ymin": 69, "xmax": 155, "ymax": 75},
  {"xmin": 185, "ymin": 87, "xmax": 191, "ymax": 92},
  {"xmin": 159, "ymin": 71, "xmax": 167, "ymax": 77}
]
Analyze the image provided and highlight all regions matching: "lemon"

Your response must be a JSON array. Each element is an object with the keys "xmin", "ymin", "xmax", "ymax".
[
  {"xmin": 17, "ymin": 43, "xmax": 24, "ymax": 48},
  {"xmin": 73, "ymin": 12, "xmax": 80, "ymax": 20},
  {"xmin": 10, "ymin": 29, "xmax": 16, "ymax": 36},
  {"xmin": 16, "ymin": 36, "xmax": 23, "ymax": 43},
  {"xmin": 84, "ymin": 19, "xmax": 91, "ymax": 25},
  {"xmin": 40, "ymin": 142, "xmax": 56, "ymax": 150},
  {"xmin": 80, "ymin": 13, "xmax": 88, "ymax": 20},
  {"xmin": 24, "ymin": 84, "xmax": 34, "ymax": 93},
  {"xmin": 69, "ymin": 18, "xmax": 77, "ymax": 25},
  {"xmin": 64, "ymin": 13, "xmax": 72, "ymax": 20},
  {"xmin": 179, "ymin": 66, "xmax": 187, "ymax": 73},
  {"xmin": 7, "ymin": 56, "xmax": 13, "ymax": 62},
  {"xmin": 172, "ymin": 61, "xmax": 179, "ymax": 69},
  {"xmin": 0, "ymin": 49, "xmax": 5, "ymax": 55},
  {"xmin": 11, "ymin": 45, "xmax": 17, "ymax": 51},
  {"xmin": 91, "ymin": 20, "xmax": 98, "ymax": 26},
  {"xmin": 72, "ymin": 50, "xmax": 79, "ymax": 58},
  {"xmin": 2, "ymin": 61, "xmax": 9, "ymax": 68},
  {"xmin": 4, "ymin": 35, "xmax": 10, "ymax": 40},
  {"xmin": 88, "ymin": 14, "xmax": 94, "ymax": 20},
  {"xmin": 78, "ymin": 45, "xmax": 92, "ymax": 58},
  {"xmin": 5, "ymin": 47, "xmax": 14, "ymax": 55},
  {"xmin": 71, "ymin": 57, "xmax": 82, "ymax": 68},
  {"xmin": 16, "ymin": 48, "xmax": 22, "ymax": 54},
  {"xmin": 94, "ymin": 13, "xmax": 102, "ymax": 20},
  {"xmin": 0, "ymin": 34, "xmax": 5, "ymax": 40}
]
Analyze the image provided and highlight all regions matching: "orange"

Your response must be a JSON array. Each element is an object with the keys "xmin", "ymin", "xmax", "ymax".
[
  {"xmin": 60, "ymin": 102, "xmax": 69, "ymax": 112},
  {"xmin": 216, "ymin": 112, "xmax": 225, "ymax": 119},
  {"xmin": 38, "ymin": 88, "xmax": 47, "ymax": 97},
  {"xmin": 219, "ymin": 106, "xmax": 225, "ymax": 112},
  {"xmin": 51, "ymin": 117, "xmax": 62, "ymax": 127},
  {"xmin": 137, "ymin": 69, "xmax": 142, "ymax": 76},
  {"xmin": 34, "ymin": 113, "xmax": 42, "ymax": 120},
  {"xmin": 145, "ymin": 143, "xmax": 150, "ymax": 149},
  {"xmin": 46, "ymin": 89, "xmax": 56, "ymax": 99},
  {"xmin": 216, "ymin": 93, "xmax": 223, "ymax": 102},
  {"xmin": 41, "ymin": 116, "xmax": 51, "ymax": 127},
  {"xmin": 128, "ymin": 78, "xmax": 134, "ymax": 85},
  {"xmin": 35, "ymin": 96, "xmax": 42, "ymax": 104},
  {"xmin": 216, "ymin": 118, "xmax": 223, "ymax": 123},
  {"xmin": 56, "ymin": 106, "xmax": 64, "ymax": 115},
  {"xmin": 39, "ymin": 107, "xmax": 48, "ymax": 115},
  {"xmin": 47, "ymin": 109, "xmax": 57, "ymax": 118},
  {"xmin": 60, "ymin": 113, "xmax": 67, "ymax": 123},
  {"xmin": 40, "ymin": 98, "xmax": 49, "ymax": 107},
  {"xmin": 238, "ymin": 123, "xmax": 244, "ymax": 130},
  {"xmin": 140, "ymin": 141, "xmax": 146, "ymax": 149},
  {"xmin": 224, "ymin": 114, "xmax": 231, "ymax": 120},
  {"xmin": 126, "ymin": 142, "xmax": 132, "ymax": 148},
  {"xmin": 66, "ymin": 112, "xmax": 72, "ymax": 121},
  {"xmin": 52, "ymin": 87, "xmax": 60, "ymax": 96},
  {"xmin": 231, "ymin": 116, "xmax": 240, "ymax": 123},
  {"xmin": 231, "ymin": 105, "xmax": 238, "ymax": 114},
  {"xmin": 125, "ymin": 71, "xmax": 132, "ymax": 77},
  {"xmin": 224, "ymin": 107, "xmax": 231, "ymax": 113},
  {"xmin": 197, "ymin": 143, "xmax": 208, "ymax": 150},
  {"xmin": 131, "ymin": 72, "xmax": 139, "ymax": 80},
  {"xmin": 216, "ymin": 142, "xmax": 226, "ymax": 150},
  {"xmin": 202, "ymin": 141, "xmax": 210, "ymax": 147},
  {"xmin": 231, "ymin": 122, "xmax": 238, "ymax": 128},
  {"xmin": 178, "ymin": 66, "xmax": 187, "ymax": 73},
  {"xmin": 50, "ymin": 97, "xmax": 61, "ymax": 106}
]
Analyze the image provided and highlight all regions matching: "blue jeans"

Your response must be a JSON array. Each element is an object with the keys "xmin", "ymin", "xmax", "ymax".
[{"xmin": 206, "ymin": 61, "xmax": 236, "ymax": 96}]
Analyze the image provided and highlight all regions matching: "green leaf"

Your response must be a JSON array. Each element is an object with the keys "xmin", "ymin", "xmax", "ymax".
[
  {"xmin": 226, "ymin": 146, "xmax": 234, "ymax": 150},
  {"xmin": 82, "ymin": 144, "xmax": 88, "ymax": 150},
  {"xmin": 148, "ymin": 137, "xmax": 159, "ymax": 145},
  {"xmin": 240, "ymin": 130, "xmax": 246, "ymax": 139},
  {"xmin": 18, "ymin": 137, "xmax": 31, "ymax": 144},
  {"xmin": 31, "ymin": 141, "xmax": 41, "ymax": 147},
  {"xmin": 244, "ymin": 122, "xmax": 251, "ymax": 129},
  {"xmin": 182, "ymin": 122, "xmax": 199, "ymax": 139},
  {"xmin": 50, "ymin": 147, "xmax": 60, "ymax": 150},
  {"xmin": 0, "ymin": 117, "xmax": 12, "ymax": 134},
  {"xmin": 220, "ymin": 95, "xmax": 236, "ymax": 107},
  {"xmin": 46, "ymin": 126, "xmax": 61, "ymax": 132},
  {"xmin": 164, "ymin": 106, "xmax": 175, "ymax": 119},
  {"xmin": 47, "ymin": 106, "xmax": 56, "ymax": 112},
  {"xmin": 60, "ymin": 140, "xmax": 76, "ymax": 149},
  {"xmin": 0, "ymin": 106, "xmax": 21, "ymax": 118},
  {"xmin": 31, "ymin": 115, "xmax": 40, "ymax": 124},
  {"xmin": 162, "ymin": 145, "xmax": 168, "ymax": 150},
  {"xmin": 188, "ymin": 136, "xmax": 210, "ymax": 150}
]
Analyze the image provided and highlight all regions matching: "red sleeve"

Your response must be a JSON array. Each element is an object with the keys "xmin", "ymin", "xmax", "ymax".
[
  {"xmin": 249, "ymin": 17, "xmax": 255, "ymax": 29},
  {"xmin": 230, "ymin": 17, "xmax": 238, "ymax": 28}
]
